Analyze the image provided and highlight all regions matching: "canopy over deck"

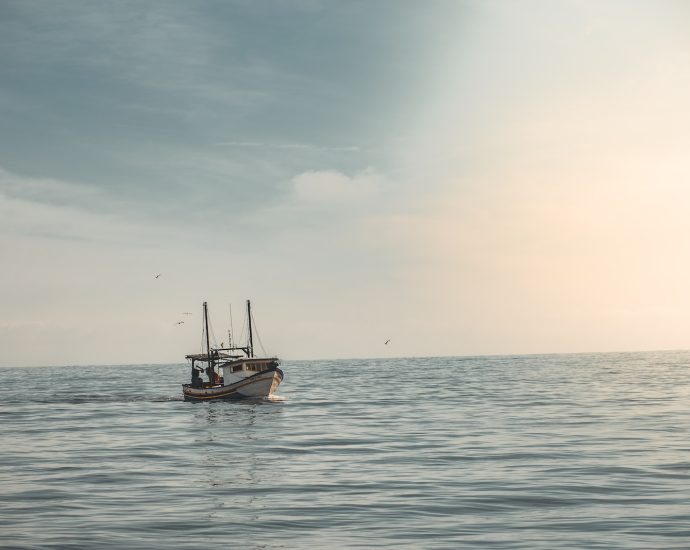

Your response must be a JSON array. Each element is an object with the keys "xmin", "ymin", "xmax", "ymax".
[{"xmin": 185, "ymin": 352, "xmax": 238, "ymax": 361}]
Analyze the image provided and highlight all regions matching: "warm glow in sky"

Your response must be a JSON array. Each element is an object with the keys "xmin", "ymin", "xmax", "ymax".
[{"xmin": 2, "ymin": 1, "xmax": 690, "ymax": 366}]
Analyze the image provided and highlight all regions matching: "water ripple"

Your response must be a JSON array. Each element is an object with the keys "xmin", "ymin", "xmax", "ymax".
[{"xmin": 2, "ymin": 351, "xmax": 690, "ymax": 548}]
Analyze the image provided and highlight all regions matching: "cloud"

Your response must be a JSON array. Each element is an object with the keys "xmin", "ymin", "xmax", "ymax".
[
  {"xmin": 0, "ymin": 165, "xmax": 179, "ymax": 245},
  {"xmin": 216, "ymin": 141, "xmax": 361, "ymax": 152},
  {"xmin": 291, "ymin": 169, "xmax": 382, "ymax": 204}
]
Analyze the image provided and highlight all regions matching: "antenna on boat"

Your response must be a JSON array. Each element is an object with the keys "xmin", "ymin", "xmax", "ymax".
[
  {"xmin": 228, "ymin": 303, "xmax": 234, "ymax": 349},
  {"xmin": 247, "ymin": 299, "xmax": 254, "ymax": 358}
]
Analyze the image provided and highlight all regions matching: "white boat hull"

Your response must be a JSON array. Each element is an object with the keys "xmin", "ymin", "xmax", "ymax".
[{"xmin": 182, "ymin": 367, "xmax": 283, "ymax": 401}]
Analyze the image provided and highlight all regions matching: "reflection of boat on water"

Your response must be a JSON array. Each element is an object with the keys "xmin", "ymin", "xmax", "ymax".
[{"xmin": 182, "ymin": 300, "xmax": 283, "ymax": 402}]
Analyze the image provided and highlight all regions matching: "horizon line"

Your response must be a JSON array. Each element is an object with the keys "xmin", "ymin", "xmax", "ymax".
[{"xmin": 2, "ymin": 347, "xmax": 688, "ymax": 369}]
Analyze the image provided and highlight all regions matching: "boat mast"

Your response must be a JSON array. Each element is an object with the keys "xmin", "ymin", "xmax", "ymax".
[
  {"xmin": 247, "ymin": 299, "xmax": 254, "ymax": 358},
  {"xmin": 228, "ymin": 303, "xmax": 234, "ymax": 349},
  {"xmin": 203, "ymin": 301, "xmax": 214, "ymax": 372}
]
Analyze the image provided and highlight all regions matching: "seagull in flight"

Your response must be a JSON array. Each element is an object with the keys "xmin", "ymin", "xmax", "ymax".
[
  {"xmin": 154, "ymin": 273, "xmax": 161, "ymax": 279},
  {"xmin": 384, "ymin": 339, "xmax": 390, "ymax": 345},
  {"xmin": 175, "ymin": 321, "xmax": 184, "ymax": 325}
]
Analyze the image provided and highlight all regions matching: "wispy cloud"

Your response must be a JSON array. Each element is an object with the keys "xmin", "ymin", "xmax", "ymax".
[
  {"xmin": 216, "ymin": 141, "xmax": 361, "ymax": 152},
  {"xmin": 0, "ymin": 167, "xmax": 101, "ymax": 208},
  {"xmin": 0, "ymin": 166, "xmax": 188, "ymax": 245}
]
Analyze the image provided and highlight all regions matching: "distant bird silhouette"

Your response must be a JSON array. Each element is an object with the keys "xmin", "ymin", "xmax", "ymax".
[
  {"xmin": 154, "ymin": 274, "xmax": 161, "ymax": 279},
  {"xmin": 182, "ymin": 312, "xmax": 192, "ymax": 315},
  {"xmin": 175, "ymin": 321, "xmax": 184, "ymax": 325},
  {"xmin": 384, "ymin": 339, "xmax": 390, "ymax": 345}
]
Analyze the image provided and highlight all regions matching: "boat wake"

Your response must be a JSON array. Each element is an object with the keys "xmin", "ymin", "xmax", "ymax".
[{"xmin": 3, "ymin": 395, "xmax": 186, "ymax": 405}]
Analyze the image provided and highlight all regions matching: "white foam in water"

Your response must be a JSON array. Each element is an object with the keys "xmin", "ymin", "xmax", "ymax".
[{"xmin": 264, "ymin": 394, "xmax": 286, "ymax": 402}]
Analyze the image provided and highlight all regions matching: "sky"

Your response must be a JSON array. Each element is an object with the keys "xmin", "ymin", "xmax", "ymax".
[{"xmin": 2, "ymin": 0, "xmax": 690, "ymax": 366}]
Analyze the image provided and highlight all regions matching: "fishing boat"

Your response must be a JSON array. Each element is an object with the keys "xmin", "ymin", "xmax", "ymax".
[{"xmin": 182, "ymin": 300, "xmax": 283, "ymax": 402}]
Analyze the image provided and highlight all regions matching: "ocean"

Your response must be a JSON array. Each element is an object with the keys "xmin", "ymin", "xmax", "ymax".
[{"xmin": 2, "ymin": 351, "xmax": 690, "ymax": 549}]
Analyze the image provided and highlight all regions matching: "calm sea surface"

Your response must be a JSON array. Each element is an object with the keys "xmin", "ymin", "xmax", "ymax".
[{"xmin": 2, "ymin": 351, "xmax": 690, "ymax": 549}]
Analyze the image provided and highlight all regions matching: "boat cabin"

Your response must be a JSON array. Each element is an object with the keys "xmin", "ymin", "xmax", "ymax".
[
  {"xmin": 186, "ymin": 353, "xmax": 279, "ymax": 388},
  {"xmin": 219, "ymin": 358, "xmax": 280, "ymax": 386}
]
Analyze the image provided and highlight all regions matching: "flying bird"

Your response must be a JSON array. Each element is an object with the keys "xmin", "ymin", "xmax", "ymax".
[
  {"xmin": 384, "ymin": 339, "xmax": 390, "ymax": 345},
  {"xmin": 175, "ymin": 321, "xmax": 184, "ymax": 325},
  {"xmin": 182, "ymin": 312, "xmax": 192, "ymax": 315},
  {"xmin": 154, "ymin": 274, "xmax": 161, "ymax": 279}
]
